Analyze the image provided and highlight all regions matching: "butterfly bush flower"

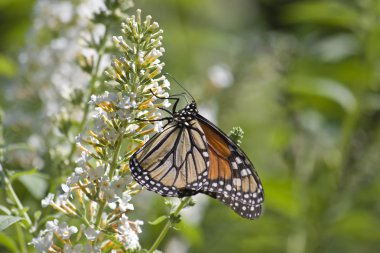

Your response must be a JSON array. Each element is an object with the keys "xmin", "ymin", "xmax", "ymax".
[{"xmin": 31, "ymin": 9, "xmax": 170, "ymax": 252}]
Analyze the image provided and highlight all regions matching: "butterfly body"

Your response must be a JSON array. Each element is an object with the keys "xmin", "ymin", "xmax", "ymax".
[{"xmin": 130, "ymin": 99, "xmax": 264, "ymax": 219}]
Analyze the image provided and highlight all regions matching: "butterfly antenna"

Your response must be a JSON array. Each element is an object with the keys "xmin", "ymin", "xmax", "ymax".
[{"xmin": 164, "ymin": 73, "xmax": 195, "ymax": 102}]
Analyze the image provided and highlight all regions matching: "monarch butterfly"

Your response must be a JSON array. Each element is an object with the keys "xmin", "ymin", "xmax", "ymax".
[{"xmin": 129, "ymin": 90, "xmax": 264, "ymax": 219}]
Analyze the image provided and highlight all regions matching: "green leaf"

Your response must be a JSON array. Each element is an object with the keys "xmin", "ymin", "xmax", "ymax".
[
  {"xmin": 0, "ymin": 205, "xmax": 11, "ymax": 215},
  {"xmin": 311, "ymin": 34, "xmax": 359, "ymax": 62},
  {"xmin": 148, "ymin": 215, "xmax": 168, "ymax": 225},
  {"xmin": 17, "ymin": 173, "xmax": 48, "ymax": 199},
  {"xmin": 282, "ymin": 1, "xmax": 358, "ymax": 28},
  {"xmin": 264, "ymin": 178, "xmax": 301, "ymax": 219},
  {"xmin": 0, "ymin": 232, "xmax": 18, "ymax": 253},
  {"xmin": 9, "ymin": 168, "xmax": 38, "ymax": 181},
  {"xmin": 287, "ymin": 76, "xmax": 357, "ymax": 113},
  {"xmin": 0, "ymin": 215, "xmax": 22, "ymax": 231},
  {"xmin": 332, "ymin": 211, "xmax": 380, "ymax": 241},
  {"xmin": 0, "ymin": 55, "xmax": 16, "ymax": 77}
]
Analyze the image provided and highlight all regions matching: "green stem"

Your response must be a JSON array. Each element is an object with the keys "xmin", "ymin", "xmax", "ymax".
[
  {"xmin": 94, "ymin": 201, "xmax": 106, "ymax": 228},
  {"xmin": 0, "ymin": 109, "xmax": 4, "ymax": 162},
  {"xmin": 148, "ymin": 197, "xmax": 191, "ymax": 253},
  {"xmin": 95, "ymin": 137, "xmax": 122, "ymax": 227},
  {"xmin": 0, "ymin": 164, "xmax": 33, "ymax": 227},
  {"xmin": 16, "ymin": 224, "xmax": 27, "ymax": 253},
  {"xmin": 66, "ymin": 26, "xmax": 110, "ymax": 165},
  {"xmin": 109, "ymin": 138, "xmax": 123, "ymax": 181}
]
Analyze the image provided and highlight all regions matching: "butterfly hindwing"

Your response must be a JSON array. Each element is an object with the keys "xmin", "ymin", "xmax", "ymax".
[
  {"xmin": 130, "ymin": 119, "xmax": 210, "ymax": 197},
  {"xmin": 196, "ymin": 114, "xmax": 264, "ymax": 219}
]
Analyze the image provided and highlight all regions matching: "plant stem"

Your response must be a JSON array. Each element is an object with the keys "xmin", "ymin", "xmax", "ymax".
[
  {"xmin": 0, "ymin": 164, "xmax": 33, "ymax": 227},
  {"xmin": 95, "ymin": 137, "xmax": 122, "ymax": 227},
  {"xmin": 16, "ymin": 224, "xmax": 27, "ymax": 253},
  {"xmin": 109, "ymin": 138, "xmax": 123, "ymax": 181},
  {"xmin": 148, "ymin": 196, "xmax": 191, "ymax": 253}
]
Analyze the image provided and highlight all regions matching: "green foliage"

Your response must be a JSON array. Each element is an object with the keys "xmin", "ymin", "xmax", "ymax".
[
  {"xmin": 0, "ymin": 216, "xmax": 22, "ymax": 231},
  {"xmin": 148, "ymin": 215, "xmax": 168, "ymax": 226},
  {"xmin": 0, "ymin": 232, "xmax": 18, "ymax": 252},
  {"xmin": 136, "ymin": 0, "xmax": 380, "ymax": 252},
  {"xmin": 1, "ymin": 0, "xmax": 380, "ymax": 252}
]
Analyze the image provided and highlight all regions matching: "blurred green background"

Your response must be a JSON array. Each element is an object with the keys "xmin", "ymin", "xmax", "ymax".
[{"xmin": 1, "ymin": 0, "xmax": 380, "ymax": 252}]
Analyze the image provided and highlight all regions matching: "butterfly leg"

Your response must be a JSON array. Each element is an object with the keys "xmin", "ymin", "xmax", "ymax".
[
  {"xmin": 149, "ymin": 89, "xmax": 184, "ymax": 113},
  {"xmin": 135, "ymin": 117, "xmax": 172, "ymax": 123},
  {"xmin": 157, "ymin": 107, "xmax": 173, "ymax": 115}
]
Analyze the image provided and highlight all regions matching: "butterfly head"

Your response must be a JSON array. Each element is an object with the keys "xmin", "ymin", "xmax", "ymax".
[{"xmin": 173, "ymin": 102, "xmax": 198, "ymax": 124}]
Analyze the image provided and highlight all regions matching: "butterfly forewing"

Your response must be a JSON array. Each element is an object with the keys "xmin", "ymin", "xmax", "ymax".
[
  {"xmin": 196, "ymin": 114, "xmax": 264, "ymax": 219},
  {"xmin": 130, "ymin": 119, "xmax": 210, "ymax": 197}
]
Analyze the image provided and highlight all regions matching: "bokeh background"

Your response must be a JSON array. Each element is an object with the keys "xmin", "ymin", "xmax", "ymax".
[{"xmin": 1, "ymin": 0, "xmax": 380, "ymax": 252}]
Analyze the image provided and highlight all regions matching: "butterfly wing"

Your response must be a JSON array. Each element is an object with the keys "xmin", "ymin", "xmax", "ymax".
[
  {"xmin": 196, "ymin": 114, "xmax": 264, "ymax": 219},
  {"xmin": 129, "ymin": 120, "xmax": 210, "ymax": 197}
]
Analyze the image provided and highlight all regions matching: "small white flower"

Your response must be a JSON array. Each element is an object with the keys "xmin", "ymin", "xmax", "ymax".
[
  {"xmin": 137, "ymin": 110, "xmax": 148, "ymax": 118},
  {"xmin": 66, "ymin": 171, "xmax": 81, "ymax": 185},
  {"xmin": 63, "ymin": 244, "xmax": 82, "ymax": 253},
  {"xmin": 117, "ymin": 95, "xmax": 132, "ymax": 109},
  {"xmin": 149, "ymin": 48, "xmax": 163, "ymax": 58},
  {"xmin": 29, "ymin": 230, "xmax": 53, "ymax": 252},
  {"xmin": 56, "ymin": 193, "xmax": 69, "ymax": 206},
  {"xmin": 162, "ymin": 99, "xmax": 171, "ymax": 108},
  {"xmin": 93, "ymin": 117, "xmax": 108, "ymax": 132},
  {"xmin": 89, "ymin": 94, "xmax": 98, "ymax": 104},
  {"xmin": 75, "ymin": 133, "xmax": 82, "ymax": 144},
  {"xmin": 61, "ymin": 183, "xmax": 70, "ymax": 193},
  {"xmin": 154, "ymin": 121, "xmax": 163, "ymax": 132},
  {"xmin": 116, "ymin": 108, "xmax": 132, "ymax": 121},
  {"xmin": 101, "ymin": 176, "xmax": 117, "ymax": 202},
  {"xmin": 41, "ymin": 193, "xmax": 55, "ymax": 207},
  {"xmin": 161, "ymin": 78, "xmax": 170, "ymax": 88},
  {"xmin": 208, "ymin": 64, "xmax": 234, "ymax": 88},
  {"xmin": 116, "ymin": 214, "xmax": 141, "ymax": 249},
  {"xmin": 83, "ymin": 244, "xmax": 101, "ymax": 253},
  {"xmin": 84, "ymin": 226, "xmax": 100, "ymax": 241},
  {"xmin": 112, "ymin": 35, "xmax": 123, "ymax": 44},
  {"xmin": 110, "ymin": 176, "xmax": 128, "ymax": 198},
  {"xmin": 74, "ymin": 166, "xmax": 84, "ymax": 174},
  {"xmin": 105, "ymin": 128, "xmax": 119, "ymax": 143},
  {"xmin": 90, "ymin": 202, "xmax": 99, "ymax": 217},
  {"xmin": 88, "ymin": 164, "xmax": 105, "ymax": 181},
  {"xmin": 90, "ymin": 91, "xmax": 118, "ymax": 105},
  {"xmin": 104, "ymin": 190, "xmax": 117, "ymax": 203},
  {"xmin": 108, "ymin": 202, "xmax": 117, "ymax": 210},
  {"xmin": 135, "ymin": 220, "xmax": 144, "ymax": 233},
  {"xmin": 76, "ymin": 151, "xmax": 91, "ymax": 165},
  {"xmin": 118, "ymin": 192, "xmax": 134, "ymax": 212},
  {"xmin": 126, "ymin": 124, "xmax": 139, "ymax": 133},
  {"xmin": 46, "ymin": 219, "xmax": 59, "ymax": 232},
  {"xmin": 56, "ymin": 222, "xmax": 78, "ymax": 239}
]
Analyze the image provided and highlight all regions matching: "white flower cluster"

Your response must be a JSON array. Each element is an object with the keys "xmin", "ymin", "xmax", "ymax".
[
  {"xmin": 31, "ymin": 8, "xmax": 170, "ymax": 253},
  {"xmin": 20, "ymin": 0, "xmax": 106, "ymax": 115}
]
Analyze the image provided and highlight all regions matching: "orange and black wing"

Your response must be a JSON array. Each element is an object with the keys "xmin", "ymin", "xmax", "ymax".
[
  {"xmin": 129, "ymin": 120, "xmax": 210, "ymax": 197},
  {"xmin": 196, "ymin": 114, "xmax": 264, "ymax": 219}
]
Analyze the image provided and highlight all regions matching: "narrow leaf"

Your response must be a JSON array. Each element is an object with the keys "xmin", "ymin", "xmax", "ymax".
[
  {"xmin": 0, "ymin": 232, "xmax": 18, "ymax": 253},
  {"xmin": 17, "ymin": 173, "xmax": 48, "ymax": 199},
  {"xmin": 0, "ymin": 215, "xmax": 23, "ymax": 231},
  {"xmin": 148, "ymin": 215, "xmax": 168, "ymax": 225}
]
